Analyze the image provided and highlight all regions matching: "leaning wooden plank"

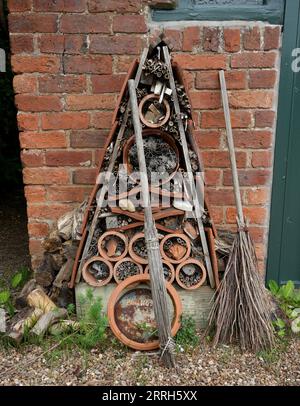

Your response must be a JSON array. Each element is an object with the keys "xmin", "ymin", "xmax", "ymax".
[{"xmin": 31, "ymin": 308, "xmax": 67, "ymax": 337}]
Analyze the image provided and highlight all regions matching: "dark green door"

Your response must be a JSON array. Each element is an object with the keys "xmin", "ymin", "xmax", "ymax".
[{"xmin": 267, "ymin": 0, "xmax": 300, "ymax": 285}]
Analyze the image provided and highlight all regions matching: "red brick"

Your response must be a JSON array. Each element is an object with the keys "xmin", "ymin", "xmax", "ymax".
[
  {"xmin": 254, "ymin": 243, "xmax": 266, "ymax": 261},
  {"xmin": 202, "ymin": 151, "xmax": 246, "ymax": 168},
  {"xmin": 41, "ymin": 112, "xmax": 90, "ymax": 130},
  {"xmin": 23, "ymin": 167, "xmax": 70, "ymax": 185},
  {"xmin": 13, "ymin": 75, "xmax": 37, "ymax": 94},
  {"xmin": 28, "ymin": 222, "xmax": 50, "ymax": 238},
  {"xmin": 28, "ymin": 239, "xmax": 44, "ymax": 259},
  {"xmin": 91, "ymin": 111, "xmax": 114, "ymax": 129},
  {"xmin": 206, "ymin": 188, "xmax": 235, "ymax": 206},
  {"xmin": 8, "ymin": 0, "xmax": 31, "ymax": 12},
  {"xmin": 25, "ymin": 185, "xmax": 46, "ymax": 203},
  {"xmin": 189, "ymin": 91, "xmax": 221, "ymax": 109},
  {"xmin": 249, "ymin": 70, "xmax": 276, "ymax": 89},
  {"xmin": 27, "ymin": 204, "xmax": 71, "ymax": 220},
  {"xmin": 226, "ymin": 207, "xmax": 267, "ymax": 225},
  {"xmin": 243, "ymin": 27, "xmax": 261, "ymax": 50},
  {"xmin": 64, "ymin": 35, "xmax": 88, "ymax": 54},
  {"xmin": 224, "ymin": 28, "xmax": 240, "ymax": 53},
  {"xmin": 33, "ymin": 0, "xmax": 86, "ymax": 12},
  {"xmin": 163, "ymin": 29, "xmax": 182, "ymax": 51},
  {"xmin": 48, "ymin": 186, "xmax": 89, "ymax": 203},
  {"xmin": 181, "ymin": 71, "xmax": 194, "ymax": 91},
  {"xmin": 204, "ymin": 169, "xmax": 222, "ymax": 186},
  {"xmin": 231, "ymin": 52, "xmax": 276, "ymax": 68},
  {"xmin": 45, "ymin": 151, "xmax": 92, "ymax": 167},
  {"xmin": 264, "ymin": 26, "xmax": 281, "ymax": 50},
  {"xmin": 252, "ymin": 151, "xmax": 273, "ymax": 168},
  {"xmin": 115, "ymin": 55, "xmax": 136, "ymax": 73},
  {"xmin": 11, "ymin": 55, "xmax": 60, "ymax": 73},
  {"xmin": 233, "ymin": 130, "xmax": 272, "ymax": 149},
  {"xmin": 255, "ymin": 110, "xmax": 275, "ymax": 128},
  {"xmin": 63, "ymin": 55, "xmax": 112, "ymax": 74},
  {"xmin": 229, "ymin": 90, "xmax": 273, "ymax": 109},
  {"xmin": 113, "ymin": 15, "xmax": 147, "ymax": 33},
  {"xmin": 90, "ymin": 35, "xmax": 143, "ymax": 55},
  {"xmin": 201, "ymin": 111, "xmax": 252, "ymax": 129},
  {"xmin": 20, "ymin": 131, "xmax": 67, "ymax": 148},
  {"xmin": 88, "ymin": 0, "xmax": 140, "ymax": 13},
  {"xmin": 18, "ymin": 113, "xmax": 39, "ymax": 131},
  {"xmin": 203, "ymin": 27, "xmax": 219, "ymax": 52},
  {"xmin": 223, "ymin": 169, "xmax": 271, "ymax": 186},
  {"xmin": 73, "ymin": 168, "xmax": 98, "ymax": 184},
  {"xmin": 246, "ymin": 226, "xmax": 266, "ymax": 243},
  {"xmin": 194, "ymin": 130, "xmax": 221, "ymax": 149},
  {"xmin": 21, "ymin": 150, "xmax": 45, "ymax": 167},
  {"xmin": 39, "ymin": 34, "xmax": 64, "ymax": 53},
  {"xmin": 70, "ymin": 130, "xmax": 108, "ymax": 148},
  {"xmin": 66, "ymin": 94, "xmax": 116, "ymax": 110},
  {"xmin": 60, "ymin": 14, "xmax": 110, "ymax": 34},
  {"xmin": 182, "ymin": 26, "xmax": 200, "ymax": 52},
  {"xmin": 9, "ymin": 14, "xmax": 58, "ymax": 33},
  {"xmin": 39, "ymin": 75, "xmax": 86, "ymax": 93},
  {"xmin": 209, "ymin": 206, "xmax": 224, "ymax": 224},
  {"xmin": 246, "ymin": 188, "xmax": 269, "ymax": 205},
  {"xmin": 10, "ymin": 35, "xmax": 34, "ymax": 54},
  {"xmin": 91, "ymin": 74, "xmax": 126, "ymax": 93},
  {"xmin": 15, "ymin": 95, "xmax": 62, "ymax": 112},
  {"xmin": 173, "ymin": 54, "xmax": 226, "ymax": 70},
  {"xmin": 195, "ymin": 70, "xmax": 247, "ymax": 90}
]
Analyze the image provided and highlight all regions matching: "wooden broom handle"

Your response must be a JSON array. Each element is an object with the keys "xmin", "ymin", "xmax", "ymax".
[{"xmin": 219, "ymin": 70, "xmax": 244, "ymax": 224}]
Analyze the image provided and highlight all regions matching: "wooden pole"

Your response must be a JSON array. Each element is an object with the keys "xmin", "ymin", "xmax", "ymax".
[{"xmin": 128, "ymin": 79, "xmax": 175, "ymax": 368}]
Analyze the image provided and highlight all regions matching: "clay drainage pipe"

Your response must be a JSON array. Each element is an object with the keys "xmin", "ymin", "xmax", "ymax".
[
  {"xmin": 144, "ymin": 260, "xmax": 175, "ymax": 284},
  {"xmin": 160, "ymin": 233, "xmax": 191, "ymax": 264},
  {"xmin": 113, "ymin": 257, "xmax": 143, "ymax": 284},
  {"xmin": 98, "ymin": 231, "xmax": 128, "ymax": 262},
  {"xmin": 82, "ymin": 256, "xmax": 113, "ymax": 287},
  {"xmin": 175, "ymin": 259, "xmax": 207, "ymax": 290},
  {"xmin": 128, "ymin": 232, "xmax": 148, "ymax": 265}
]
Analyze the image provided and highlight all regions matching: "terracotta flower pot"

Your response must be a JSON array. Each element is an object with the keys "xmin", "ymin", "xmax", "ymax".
[
  {"xmin": 144, "ymin": 260, "xmax": 175, "ymax": 284},
  {"xmin": 113, "ymin": 257, "xmax": 143, "ymax": 284},
  {"xmin": 160, "ymin": 233, "xmax": 191, "ymax": 264},
  {"xmin": 138, "ymin": 93, "xmax": 171, "ymax": 128},
  {"xmin": 98, "ymin": 231, "xmax": 128, "ymax": 262},
  {"xmin": 175, "ymin": 259, "xmax": 207, "ymax": 290},
  {"xmin": 128, "ymin": 232, "xmax": 148, "ymax": 265},
  {"xmin": 82, "ymin": 256, "xmax": 113, "ymax": 287}
]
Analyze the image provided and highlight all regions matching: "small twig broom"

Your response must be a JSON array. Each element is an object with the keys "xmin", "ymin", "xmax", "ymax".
[{"xmin": 207, "ymin": 71, "xmax": 275, "ymax": 352}]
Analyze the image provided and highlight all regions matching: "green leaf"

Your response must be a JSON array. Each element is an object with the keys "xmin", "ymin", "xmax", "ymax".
[
  {"xmin": 0, "ymin": 290, "xmax": 10, "ymax": 304},
  {"xmin": 268, "ymin": 280, "xmax": 279, "ymax": 295},
  {"xmin": 278, "ymin": 329, "xmax": 286, "ymax": 337},
  {"xmin": 11, "ymin": 272, "xmax": 23, "ymax": 289},
  {"xmin": 275, "ymin": 318, "xmax": 286, "ymax": 329},
  {"xmin": 281, "ymin": 281, "xmax": 295, "ymax": 300}
]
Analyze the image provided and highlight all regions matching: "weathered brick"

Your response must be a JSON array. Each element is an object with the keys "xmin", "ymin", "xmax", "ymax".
[
  {"xmin": 9, "ymin": 14, "xmax": 58, "ymax": 33},
  {"xmin": 45, "ymin": 151, "xmax": 92, "ymax": 167},
  {"xmin": 173, "ymin": 54, "xmax": 226, "ymax": 70},
  {"xmin": 91, "ymin": 111, "xmax": 114, "ymax": 129},
  {"xmin": 246, "ymin": 226, "xmax": 266, "ymax": 243},
  {"xmin": 28, "ymin": 222, "xmax": 50, "ymax": 238},
  {"xmin": 249, "ymin": 70, "xmax": 276, "ymax": 89},
  {"xmin": 21, "ymin": 150, "xmax": 45, "ymax": 167},
  {"xmin": 63, "ymin": 55, "xmax": 112, "ymax": 74},
  {"xmin": 91, "ymin": 74, "xmax": 126, "ymax": 93},
  {"xmin": 243, "ymin": 27, "xmax": 261, "ymax": 50},
  {"xmin": 226, "ymin": 207, "xmax": 267, "ymax": 225},
  {"xmin": 60, "ymin": 14, "xmax": 110, "ymax": 34},
  {"xmin": 113, "ymin": 15, "xmax": 147, "ymax": 33},
  {"xmin": 66, "ymin": 94, "xmax": 116, "ymax": 110},
  {"xmin": 181, "ymin": 71, "xmax": 194, "ymax": 91},
  {"xmin": 233, "ymin": 130, "xmax": 272, "ymax": 149},
  {"xmin": 10, "ymin": 35, "xmax": 34, "ymax": 54},
  {"xmin": 182, "ymin": 26, "xmax": 200, "ymax": 52},
  {"xmin": 255, "ymin": 110, "xmax": 275, "ymax": 128},
  {"xmin": 190, "ymin": 91, "xmax": 221, "ymax": 109},
  {"xmin": 204, "ymin": 169, "xmax": 222, "ymax": 186},
  {"xmin": 28, "ymin": 239, "xmax": 44, "ymax": 259},
  {"xmin": 20, "ymin": 131, "xmax": 67, "ymax": 149},
  {"xmin": 194, "ymin": 130, "xmax": 221, "ymax": 149},
  {"xmin": 48, "ymin": 186, "xmax": 89, "ymax": 202},
  {"xmin": 206, "ymin": 188, "xmax": 235, "ymax": 206},
  {"xmin": 196, "ymin": 70, "xmax": 246, "ymax": 90},
  {"xmin": 27, "ymin": 203, "xmax": 72, "ymax": 220},
  {"xmin": 18, "ymin": 113, "xmax": 39, "ymax": 131},
  {"xmin": 252, "ymin": 151, "xmax": 273, "ymax": 168},
  {"xmin": 25, "ymin": 185, "xmax": 46, "ymax": 203},
  {"xmin": 41, "ymin": 112, "xmax": 90, "ymax": 130},
  {"xmin": 90, "ymin": 35, "xmax": 143, "ymax": 55},
  {"xmin": 8, "ymin": 0, "xmax": 31, "ymax": 12},
  {"xmin": 73, "ymin": 168, "xmax": 98, "ymax": 184},
  {"xmin": 115, "ymin": 55, "xmax": 136, "ymax": 73},
  {"xmin": 163, "ymin": 29, "xmax": 182, "ymax": 51},
  {"xmin": 223, "ymin": 169, "xmax": 271, "ymax": 186},
  {"xmin": 201, "ymin": 111, "xmax": 252, "ymax": 128},
  {"xmin": 15, "ymin": 95, "xmax": 62, "ymax": 112},
  {"xmin": 64, "ymin": 35, "xmax": 88, "ymax": 54},
  {"xmin": 229, "ymin": 91, "xmax": 273, "ymax": 109},
  {"xmin": 231, "ymin": 52, "xmax": 276, "ymax": 68},
  {"xmin": 39, "ymin": 75, "xmax": 86, "ymax": 93},
  {"xmin": 39, "ymin": 34, "xmax": 64, "ymax": 53},
  {"xmin": 14, "ymin": 75, "xmax": 38, "ymax": 94},
  {"xmin": 70, "ymin": 130, "xmax": 108, "ymax": 148},
  {"xmin": 209, "ymin": 206, "xmax": 224, "ymax": 224},
  {"xmin": 202, "ymin": 151, "xmax": 246, "ymax": 168},
  {"xmin": 11, "ymin": 55, "xmax": 60, "ymax": 74},
  {"xmin": 264, "ymin": 26, "xmax": 281, "ymax": 50},
  {"xmin": 224, "ymin": 28, "xmax": 240, "ymax": 52},
  {"xmin": 203, "ymin": 27, "xmax": 219, "ymax": 52},
  {"xmin": 23, "ymin": 167, "xmax": 70, "ymax": 184},
  {"xmin": 88, "ymin": 0, "xmax": 140, "ymax": 13},
  {"xmin": 33, "ymin": 0, "xmax": 86, "ymax": 12},
  {"xmin": 246, "ymin": 188, "xmax": 270, "ymax": 205}
]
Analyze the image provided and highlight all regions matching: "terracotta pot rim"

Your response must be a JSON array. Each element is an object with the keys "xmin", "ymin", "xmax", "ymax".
[
  {"xmin": 144, "ymin": 260, "xmax": 175, "ymax": 284},
  {"xmin": 175, "ymin": 258, "xmax": 207, "ymax": 290},
  {"xmin": 138, "ymin": 93, "xmax": 171, "ymax": 128},
  {"xmin": 113, "ymin": 257, "xmax": 143, "ymax": 284},
  {"xmin": 98, "ymin": 231, "xmax": 128, "ymax": 262},
  {"xmin": 82, "ymin": 256, "xmax": 113, "ymax": 287},
  {"xmin": 160, "ymin": 233, "xmax": 191, "ymax": 264},
  {"xmin": 128, "ymin": 232, "xmax": 148, "ymax": 265}
]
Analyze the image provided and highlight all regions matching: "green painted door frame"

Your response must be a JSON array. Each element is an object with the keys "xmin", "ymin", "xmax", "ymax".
[{"xmin": 267, "ymin": 0, "xmax": 300, "ymax": 285}]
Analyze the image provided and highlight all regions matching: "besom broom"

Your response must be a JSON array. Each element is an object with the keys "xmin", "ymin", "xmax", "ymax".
[{"xmin": 207, "ymin": 71, "xmax": 275, "ymax": 352}]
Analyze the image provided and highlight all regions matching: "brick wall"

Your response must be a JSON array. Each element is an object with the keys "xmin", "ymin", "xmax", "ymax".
[{"xmin": 7, "ymin": 0, "xmax": 281, "ymax": 272}]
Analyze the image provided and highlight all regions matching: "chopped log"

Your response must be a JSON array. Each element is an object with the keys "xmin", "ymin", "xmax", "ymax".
[
  {"xmin": 7, "ymin": 308, "xmax": 44, "ymax": 344},
  {"xmin": 27, "ymin": 288, "xmax": 57, "ymax": 313},
  {"xmin": 49, "ymin": 320, "xmax": 80, "ymax": 336},
  {"xmin": 34, "ymin": 253, "xmax": 57, "ymax": 288},
  {"xmin": 15, "ymin": 279, "xmax": 37, "ymax": 309},
  {"xmin": 0, "ymin": 308, "xmax": 6, "ymax": 333},
  {"xmin": 31, "ymin": 308, "xmax": 67, "ymax": 337},
  {"xmin": 50, "ymin": 259, "xmax": 74, "ymax": 306},
  {"xmin": 42, "ymin": 230, "xmax": 62, "ymax": 253},
  {"xmin": 62, "ymin": 240, "xmax": 79, "ymax": 259},
  {"xmin": 57, "ymin": 211, "xmax": 73, "ymax": 240},
  {"xmin": 50, "ymin": 252, "xmax": 66, "ymax": 272}
]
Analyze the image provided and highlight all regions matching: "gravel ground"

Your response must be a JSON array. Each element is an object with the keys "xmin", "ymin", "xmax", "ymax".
[{"xmin": 0, "ymin": 337, "xmax": 299, "ymax": 386}]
